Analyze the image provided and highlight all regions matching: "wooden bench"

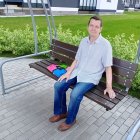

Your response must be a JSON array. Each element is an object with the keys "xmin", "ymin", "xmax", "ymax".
[{"xmin": 29, "ymin": 39, "xmax": 138, "ymax": 111}]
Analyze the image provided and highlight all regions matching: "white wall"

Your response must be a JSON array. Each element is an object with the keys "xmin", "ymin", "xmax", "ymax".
[
  {"xmin": 96, "ymin": 0, "xmax": 118, "ymax": 10},
  {"xmin": 23, "ymin": 0, "xmax": 47, "ymax": 3}
]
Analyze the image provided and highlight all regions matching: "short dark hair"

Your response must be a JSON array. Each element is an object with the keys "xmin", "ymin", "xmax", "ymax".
[{"xmin": 88, "ymin": 16, "xmax": 102, "ymax": 27}]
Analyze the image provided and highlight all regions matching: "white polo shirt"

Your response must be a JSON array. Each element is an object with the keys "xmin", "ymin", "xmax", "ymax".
[{"xmin": 69, "ymin": 34, "xmax": 113, "ymax": 85}]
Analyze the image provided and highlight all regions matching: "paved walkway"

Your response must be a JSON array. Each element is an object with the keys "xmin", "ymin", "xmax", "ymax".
[{"xmin": 0, "ymin": 58, "xmax": 140, "ymax": 140}]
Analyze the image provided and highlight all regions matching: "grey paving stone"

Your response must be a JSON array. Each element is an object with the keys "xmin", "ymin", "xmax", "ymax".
[
  {"xmin": 90, "ymin": 101, "xmax": 97, "ymax": 106},
  {"xmin": 126, "ymin": 106, "xmax": 135, "ymax": 113},
  {"xmin": 86, "ymin": 116, "xmax": 97, "ymax": 125},
  {"xmin": 105, "ymin": 117, "xmax": 116, "ymax": 127},
  {"xmin": 94, "ymin": 117, "xmax": 106, "ymax": 127},
  {"xmin": 0, "ymin": 130, "xmax": 10, "ymax": 139},
  {"xmin": 31, "ymin": 120, "xmax": 48, "ymax": 133},
  {"xmin": 82, "ymin": 99, "xmax": 91, "ymax": 106},
  {"xmin": 112, "ymin": 111, "xmax": 121, "ymax": 119},
  {"xmin": 4, "ymin": 130, "xmax": 22, "ymax": 140},
  {"xmin": 0, "ymin": 122, "xmax": 13, "ymax": 133},
  {"xmin": 131, "ymin": 101, "xmax": 139, "ymax": 108},
  {"xmin": 94, "ymin": 110, "xmax": 104, "ymax": 118},
  {"xmin": 121, "ymin": 111, "xmax": 131, "ymax": 120},
  {"xmin": 84, "ymin": 104, "xmax": 93, "ymax": 111},
  {"xmin": 8, "ymin": 122, "xmax": 25, "ymax": 133},
  {"xmin": 84, "ymin": 109, "xmax": 95, "ymax": 118},
  {"xmin": 75, "ymin": 132, "xmax": 92, "ymax": 140},
  {"xmin": 107, "ymin": 124, "xmax": 119, "ymax": 135},
  {"xmin": 117, "ymin": 105, "xmax": 127, "ymax": 113},
  {"xmin": 64, "ymin": 122, "xmax": 89, "ymax": 140},
  {"xmin": 110, "ymin": 106, "xmax": 118, "ymax": 113},
  {"xmin": 99, "ymin": 132, "xmax": 112, "ymax": 140},
  {"xmin": 85, "ymin": 123, "xmax": 99, "ymax": 135},
  {"xmin": 97, "ymin": 124, "xmax": 109, "ymax": 135},
  {"xmin": 90, "ymin": 132, "xmax": 101, "ymax": 140},
  {"xmin": 133, "ymin": 131, "xmax": 140, "ymax": 140},
  {"xmin": 102, "ymin": 111, "xmax": 112, "ymax": 119},
  {"xmin": 121, "ymin": 97, "xmax": 128, "ymax": 103},
  {"xmin": 123, "ymin": 101, "xmax": 132, "ymax": 107},
  {"xmin": 121, "ymin": 132, "xmax": 129, "ymax": 140},
  {"xmin": 127, "ymin": 97, "xmax": 136, "ymax": 103},
  {"xmin": 118, "ymin": 124, "xmax": 129, "ymax": 135},
  {"xmin": 0, "ymin": 115, "xmax": 15, "ymax": 126},
  {"xmin": 115, "ymin": 101, "xmax": 123, "ymax": 108},
  {"xmin": 0, "ymin": 109, "xmax": 8, "ymax": 116},
  {"xmin": 124, "ymin": 117, "xmax": 135, "ymax": 127},
  {"xmin": 29, "ymin": 130, "xmax": 47, "ymax": 140},
  {"xmin": 135, "ymin": 106, "xmax": 140, "ymax": 114},
  {"xmin": 92, "ymin": 104, "xmax": 102, "ymax": 112},
  {"xmin": 18, "ymin": 130, "xmax": 35, "ymax": 140},
  {"xmin": 114, "ymin": 117, "xmax": 125, "ymax": 127},
  {"xmin": 100, "ymin": 107, "xmax": 106, "ymax": 113},
  {"xmin": 110, "ymin": 132, "xmax": 123, "ymax": 140},
  {"xmin": 130, "ymin": 112, "xmax": 139, "ymax": 120}
]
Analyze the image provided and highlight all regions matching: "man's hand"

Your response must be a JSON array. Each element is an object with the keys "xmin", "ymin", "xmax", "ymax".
[
  {"xmin": 58, "ymin": 72, "xmax": 70, "ymax": 82},
  {"xmin": 104, "ymin": 88, "xmax": 116, "ymax": 99}
]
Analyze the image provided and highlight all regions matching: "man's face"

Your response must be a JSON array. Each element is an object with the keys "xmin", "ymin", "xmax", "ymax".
[{"xmin": 88, "ymin": 19, "xmax": 102, "ymax": 37}]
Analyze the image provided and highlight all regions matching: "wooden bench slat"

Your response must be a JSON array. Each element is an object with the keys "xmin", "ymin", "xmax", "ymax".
[
  {"xmin": 84, "ymin": 92, "xmax": 115, "ymax": 110},
  {"xmin": 112, "ymin": 66, "xmax": 135, "ymax": 79},
  {"xmin": 95, "ymin": 87, "xmax": 124, "ymax": 100},
  {"xmin": 52, "ymin": 45, "xmax": 76, "ymax": 58},
  {"xmin": 52, "ymin": 52, "xmax": 74, "ymax": 65},
  {"xmin": 112, "ymin": 75, "xmax": 132, "ymax": 88},
  {"xmin": 113, "ymin": 57, "xmax": 138, "ymax": 71},
  {"xmin": 90, "ymin": 89, "xmax": 120, "ymax": 104},
  {"xmin": 98, "ymin": 82, "xmax": 127, "ymax": 96},
  {"xmin": 52, "ymin": 39, "xmax": 78, "ymax": 52},
  {"xmin": 95, "ymin": 84, "xmax": 125, "ymax": 100},
  {"xmin": 29, "ymin": 63, "xmax": 57, "ymax": 80}
]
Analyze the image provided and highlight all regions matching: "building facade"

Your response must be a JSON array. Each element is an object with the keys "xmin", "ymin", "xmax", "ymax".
[
  {"xmin": 0, "ymin": 0, "xmax": 139, "ymax": 14},
  {"xmin": 124, "ymin": 0, "xmax": 140, "ymax": 9}
]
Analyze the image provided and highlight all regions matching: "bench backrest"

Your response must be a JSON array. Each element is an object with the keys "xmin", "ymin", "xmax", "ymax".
[{"xmin": 51, "ymin": 39, "xmax": 138, "ymax": 91}]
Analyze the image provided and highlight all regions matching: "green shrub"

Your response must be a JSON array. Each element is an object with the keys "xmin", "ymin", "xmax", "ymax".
[
  {"xmin": 106, "ymin": 34, "xmax": 140, "ymax": 90},
  {"xmin": 0, "ymin": 24, "xmax": 139, "ymax": 91}
]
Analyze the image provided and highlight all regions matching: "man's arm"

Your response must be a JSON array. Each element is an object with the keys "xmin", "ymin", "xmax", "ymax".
[
  {"xmin": 58, "ymin": 59, "xmax": 77, "ymax": 82},
  {"xmin": 104, "ymin": 66, "xmax": 116, "ymax": 99}
]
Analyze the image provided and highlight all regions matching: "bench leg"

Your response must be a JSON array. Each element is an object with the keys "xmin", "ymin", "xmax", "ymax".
[{"xmin": 106, "ymin": 108, "xmax": 109, "ymax": 111}]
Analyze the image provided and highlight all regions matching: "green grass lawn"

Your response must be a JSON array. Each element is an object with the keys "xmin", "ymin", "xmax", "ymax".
[{"xmin": 0, "ymin": 11, "xmax": 140, "ymax": 40}]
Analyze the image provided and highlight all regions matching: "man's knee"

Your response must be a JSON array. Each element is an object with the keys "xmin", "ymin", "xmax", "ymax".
[
  {"xmin": 54, "ymin": 80, "xmax": 67, "ymax": 90},
  {"xmin": 70, "ymin": 91, "xmax": 83, "ymax": 101},
  {"xmin": 54, "ymin": 81, "xmax": 62, "ymax": 89}
]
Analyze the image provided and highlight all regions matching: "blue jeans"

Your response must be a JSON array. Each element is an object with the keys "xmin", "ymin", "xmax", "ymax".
[{"xmin": 53, "ymin": 76, "xmax": 95, "ymax": 124}]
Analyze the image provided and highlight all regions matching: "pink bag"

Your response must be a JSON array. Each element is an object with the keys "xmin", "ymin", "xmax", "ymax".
[{"xmin": 47, "ymin": 64, "xmax": 58, "ymax": 72}]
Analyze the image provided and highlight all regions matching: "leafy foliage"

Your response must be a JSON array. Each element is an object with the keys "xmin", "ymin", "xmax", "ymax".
[{"xmin": 0, "ymin": 24, "xmax": 139, "ymax": 91}]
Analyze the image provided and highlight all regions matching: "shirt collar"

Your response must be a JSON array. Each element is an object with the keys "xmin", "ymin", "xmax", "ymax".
[{"xmin": 87, "ymin": 34, "xmax": 102, "ymax": 44}]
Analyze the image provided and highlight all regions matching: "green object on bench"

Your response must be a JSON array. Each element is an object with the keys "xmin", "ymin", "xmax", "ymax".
[
  {"xmin": 29, "ymin": 39, "xmax": 138, "ymax": 111},
  {"xmin": 59, "ymin": 64, "xmax": 68, "ymax": 69}
]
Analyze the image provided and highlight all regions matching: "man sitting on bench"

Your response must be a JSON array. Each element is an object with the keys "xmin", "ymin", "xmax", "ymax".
[{"xmin": 49, "ymin": 16, "xmax": 116, "ymax": 131}]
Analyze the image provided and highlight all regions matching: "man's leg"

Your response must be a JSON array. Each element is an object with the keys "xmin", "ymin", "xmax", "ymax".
[
  {"xmin": 58, "ymin": 82, "xmax": 95, "ymax": 130},
  {"xmin": 49, "ymin": 77, "xmax": 77, "ymax": 122}
]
